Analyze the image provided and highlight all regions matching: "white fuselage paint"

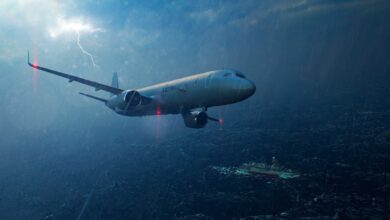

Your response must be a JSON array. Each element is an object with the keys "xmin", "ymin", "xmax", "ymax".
[{"xmin": 105, "ymin": 69, "xmax": 256, "ymax": 116}]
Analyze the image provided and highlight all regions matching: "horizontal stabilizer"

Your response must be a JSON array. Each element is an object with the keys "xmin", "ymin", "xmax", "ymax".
[{"xmin": 79, "ymin": 92, "xmax": 107, "ymax": 103}]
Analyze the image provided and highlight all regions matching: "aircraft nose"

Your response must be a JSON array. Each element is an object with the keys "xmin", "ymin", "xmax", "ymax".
[{"xmin": 240, "ymin": 80, "xmax": 256, "ymax": 98}]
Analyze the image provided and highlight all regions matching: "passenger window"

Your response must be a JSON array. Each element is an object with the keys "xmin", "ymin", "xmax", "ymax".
[{"xmin": 205, "ymin": 75, "xmax": 213, "ymax": 88}]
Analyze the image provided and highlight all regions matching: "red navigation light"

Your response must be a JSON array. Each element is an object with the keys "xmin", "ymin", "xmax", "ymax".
[
  {"xmin": 32, "ymin": 49, "xmax": 38, "ymax": 92},
  {"xmin": 32, "ymin": 50, "xmax": 39, "ymax": 68},
  {"xmin": 156, "ymin": 106, "xmax": 161, "ymax": 116},
  {"xmin": 219, "ymin": 119, "xmax": 224, "ymax": 124},
  {"xmin": 33, "ymin": 50, "xmax": 38, "ymax": 66}
]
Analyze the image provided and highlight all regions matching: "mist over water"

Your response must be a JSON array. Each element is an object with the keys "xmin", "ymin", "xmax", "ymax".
[{"xmin": 0, "ymin": 1, "xmax": 389, "ymax": 219}]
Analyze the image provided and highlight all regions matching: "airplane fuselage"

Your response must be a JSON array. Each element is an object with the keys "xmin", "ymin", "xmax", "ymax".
[
  {"xmin": 28, "ymin": 52, "xmax": 255, "ymax": 128},
  {"xmin": 106, "ymin": 69, "xmax": 256, "ymax": 116}
]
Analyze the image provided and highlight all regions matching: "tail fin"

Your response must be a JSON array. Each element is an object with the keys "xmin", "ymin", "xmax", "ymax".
[{"xmin": 111, "ymin": 72, "xmax": 118, "ymax": 97}]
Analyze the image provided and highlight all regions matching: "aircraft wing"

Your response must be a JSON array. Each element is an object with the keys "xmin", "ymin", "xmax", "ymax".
[{"xmin": 27, "ymin": 52, "xmax": 123, "ymax": 94}]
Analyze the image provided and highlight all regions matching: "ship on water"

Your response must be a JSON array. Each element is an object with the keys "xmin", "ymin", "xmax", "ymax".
[{"xmin": 212, "ymin": 157, "xmax": 300, "ymax": 180}]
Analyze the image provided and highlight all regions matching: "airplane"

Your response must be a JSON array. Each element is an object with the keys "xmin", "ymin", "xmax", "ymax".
[{"xmin": 27, "ymin": 52, "xmax": 256, "ymax": 128}]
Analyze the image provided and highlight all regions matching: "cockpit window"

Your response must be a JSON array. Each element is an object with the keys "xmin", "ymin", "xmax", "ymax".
[{"xmin": 235, "ymin": 72, "xmax": 245, "ymax": 78}]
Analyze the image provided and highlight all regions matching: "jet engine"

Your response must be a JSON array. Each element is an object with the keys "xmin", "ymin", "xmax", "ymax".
[
  {"xmin": 182, "ymin": 111, "xmax": 209, "ymax": 128},
  {"xmin": 123, "ymin": 90, "xmax": 142, "ymax": 107}
]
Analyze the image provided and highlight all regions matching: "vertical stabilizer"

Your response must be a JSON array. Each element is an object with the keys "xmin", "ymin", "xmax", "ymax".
[{"xmin": 111, "ymin": 72, "xmax": 118, "ymax": 97}]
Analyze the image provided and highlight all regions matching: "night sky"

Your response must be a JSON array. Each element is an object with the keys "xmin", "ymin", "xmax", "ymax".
[
  {"xmin": 0, "ymin": 0, "xmax": 388, "ymax": 137},
  {"xmin": 0, "ymin": 1, "xmax": 389, "ymax": 219}
]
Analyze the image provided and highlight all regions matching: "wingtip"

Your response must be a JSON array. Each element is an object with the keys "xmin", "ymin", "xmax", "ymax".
[
  {"xmin": 27, "ymin": 50, "xmax": 31, "ymax": 66},
  {"xmin": 27, "ymin": 50, "xmax": 38, "ymax": 68}
]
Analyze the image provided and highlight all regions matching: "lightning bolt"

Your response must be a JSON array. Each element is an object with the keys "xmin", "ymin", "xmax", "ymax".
[
  {"xmin": 48, "ymin": 17, "xmax": 103, "ymax": 68},
  {"xmin": 76, "ymin": 31, "xmax": 97, "ymax": 68}
]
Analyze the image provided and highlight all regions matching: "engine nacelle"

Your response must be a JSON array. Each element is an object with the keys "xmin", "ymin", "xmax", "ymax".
[
  {"xmin": 123, "ymin": 90, "xmax": 142, "ymax": 107},
  {"xmin": 182, "ymin": 111, "xmax": 208, "ymax": 128}
]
